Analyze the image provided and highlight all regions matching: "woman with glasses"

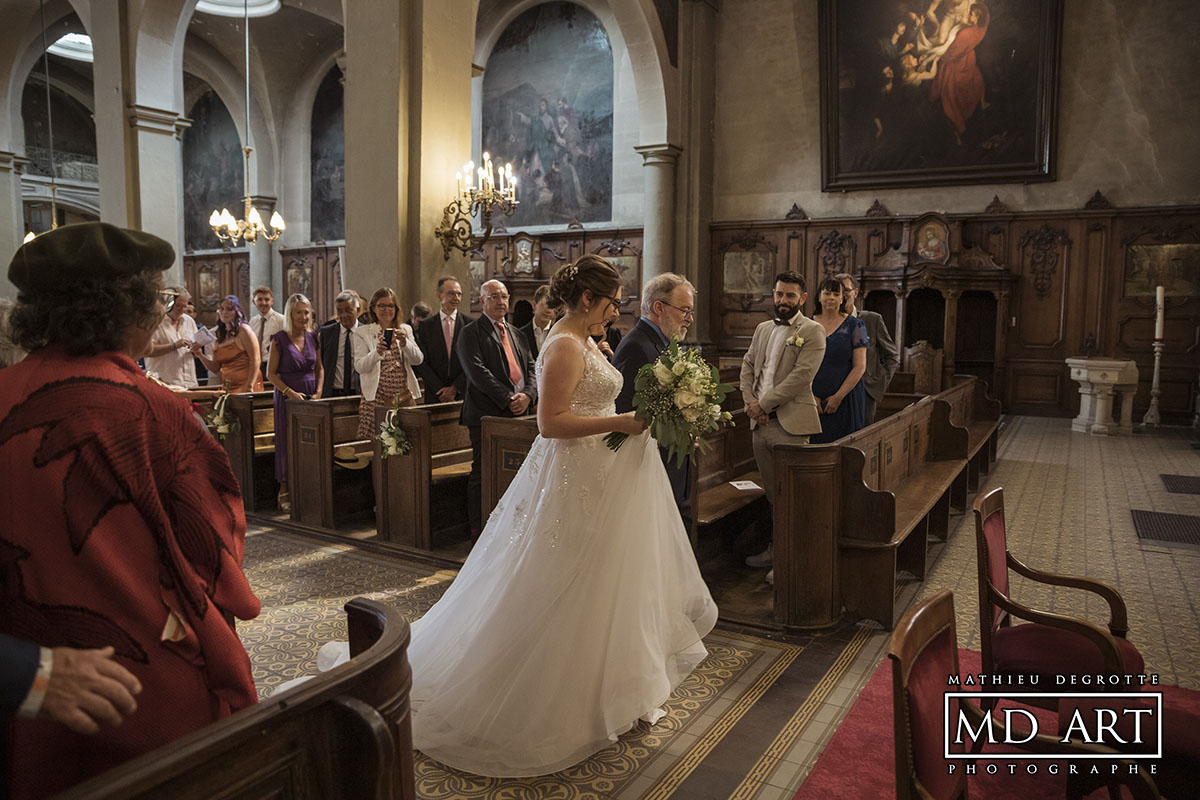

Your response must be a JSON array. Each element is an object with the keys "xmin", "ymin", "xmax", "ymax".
[
  {"xmin": 352, "ymin": 287, "xmax": 424, "ymax": 440},
  {"xmin": 0, "ymin": 223, "xmax": 260, "ymax": 796},
  {"xmin": 192, "ymin": 295, "xmax": 263, "ymax": 393},
  {"xmin": 408, "ymin": 255, "xmax": 716, "ymax": 778}
]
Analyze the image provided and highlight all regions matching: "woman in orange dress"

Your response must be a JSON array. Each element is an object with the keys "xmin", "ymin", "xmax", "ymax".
[{"xmin": 195, "ymin": 296, "xmax": 263, "ymax": 393}]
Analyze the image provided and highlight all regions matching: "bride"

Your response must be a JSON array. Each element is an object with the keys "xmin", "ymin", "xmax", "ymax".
[{"xmin": 408, "ymin": 255, "xmax": 718, "ymax": 777}]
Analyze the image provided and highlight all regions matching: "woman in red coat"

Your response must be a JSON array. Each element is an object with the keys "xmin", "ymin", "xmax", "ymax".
[{"xmin": 1, "ymin": 223, "xmax": 260, "ymax": 798}]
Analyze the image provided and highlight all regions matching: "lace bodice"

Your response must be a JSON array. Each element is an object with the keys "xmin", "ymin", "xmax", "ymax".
[{"xmin": 535, "ymin": 332, "xmax": 622, "ymax": 418}]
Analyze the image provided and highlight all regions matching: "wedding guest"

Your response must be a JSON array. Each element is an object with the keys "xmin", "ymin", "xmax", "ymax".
[
  {"xmin": 519, "ymin": 284, "xmax": 555, "ymax": 359},
  {"xmin": 835, "ymin": 272, "xmax": 898, "ymax": 423},
  {"xmin": 143, "ymin": 285, "xmax": 198, "ymax": 388},
  {"xmin": 353, "ymin": 287, "xmax": 424, "ymax": 440},
  {"xmin": 181, "ymin": 298, "xmax": 209, "ymax": 385},
  {"xmin": 193, "ymin": 295, "xmax": 264, "ymax": 393},
  {"xmin": 415, "ymin": 275, "xmax": 469, "ymax": 403},
  {"xmin": 1, "ymin": 222, "xmax": 260, "ymax": 797},
  {"xmin": 267, "ymin": 293, "xmax": 323, "ymax": 513},
  {"xmin": 317, "ymin": 291, "xmax": 361, "ymax": 398},
  {"xmin": 409, "ymin": 300, "xmax": 433, "ymax": 332},
  {"xmin": 456, "ymin": 279, "xmax": 536, "ymax": 534},
  {"xmin": 739, "ymin": 272, "xmax": 827, "ymax": 582},
  {"xmin": 612, "ymin": 272, "xmax": 697, "ymax": 530},
  {"xmin": 250, "ymin": 285, "xmax": 286, "ymax": 379},
  {"xmin": 809, "ymin": 277, "xmax": 868, "ymax": 444},
  {"xmin": 590, "ymin": 317, "xmax": 623, "ymax": 360}
]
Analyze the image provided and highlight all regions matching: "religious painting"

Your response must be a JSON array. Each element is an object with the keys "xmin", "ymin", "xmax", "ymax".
[
  {"xmin": 608, "ymin": 255, "xmax": 641, "ymax": 301},
  {"xmin": 818, "ymin": 0, "xmax": 1063, "ymax": 190},
  {"xmin": 197, "ymin": 268, "xmax": 221, "ymax": 305},
  {"xmin": 468, "ymin": 258, "xmax": 487, "ymax": 301},
  {"xmin": 912, "ymin": 217, "xmax": 950, "ymax": 263},
  {"xmin": 310, "ymin": 66, "xmax": 345, "ymax": 242},
  {"xmin": 723, "ymin": 251, "xmax": 775, "ymax": 296},
  {"xmin": 286, "ymin": 261, "xmax": 312, "ymax": 299},
  {"xmin": 1123, "ymin": 244, "xmax": 1200, "ymax": 298},
  {"xmin": 512, "ymin": 234, "xmax": 539, "ymax": 275},
  {"xmin": 481, "ymin": 2, "xmax": 614, "ymax": 227},
  {"xmin": 182, "ymin": 89, "xmax": 243, "ymax": 251}
]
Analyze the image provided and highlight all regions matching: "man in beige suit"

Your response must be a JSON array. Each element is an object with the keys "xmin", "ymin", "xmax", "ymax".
[{"xmin": 740, "ymin": 271, "xmax": 826, "ymax": 582}]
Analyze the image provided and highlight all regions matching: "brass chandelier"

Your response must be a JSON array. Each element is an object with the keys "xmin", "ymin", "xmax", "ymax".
[
  {"xmin": 207, "ymin": 0, "xmax": 284, "ymax": 245},
  {"xmin": 435, "ymin": 151, "xmax": 518, "ymax": 259}
]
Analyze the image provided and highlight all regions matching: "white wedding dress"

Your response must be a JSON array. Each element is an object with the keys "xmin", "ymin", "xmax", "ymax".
[{"xmin": 408, "ymin": 332, "xmax": 718, "ymax": 777}]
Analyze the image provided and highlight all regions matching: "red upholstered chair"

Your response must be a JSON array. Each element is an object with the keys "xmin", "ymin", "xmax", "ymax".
[
  {"xmin": 889, "ymin": 590, "xmax": 1160, "ymax": 800},
  {"xmin": 973, "ymin": 487, "xmax": 1143, "ymax": 710}
]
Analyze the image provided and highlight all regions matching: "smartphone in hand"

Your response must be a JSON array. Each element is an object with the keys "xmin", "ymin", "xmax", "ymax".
[{"xmin": 383, "ymin": 329, "xmax": 394, "ymax": 348}]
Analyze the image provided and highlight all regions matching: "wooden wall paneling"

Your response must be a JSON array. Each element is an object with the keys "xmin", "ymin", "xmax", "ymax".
[
  {"xmin": 183, "ymin": 251, "xmax": 248, "ymax": 329},
  {"xmin": 280, "ymin": 244, "xmax": 341, "ymax": 322}
]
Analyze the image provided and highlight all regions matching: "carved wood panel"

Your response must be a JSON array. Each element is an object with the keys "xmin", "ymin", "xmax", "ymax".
[
  {"xmin": 183, "ymin": 251, "xmax": 249, "ymax": 328},
  {"xmin": 279, "ymin": 244, "xmax": 343, "ymax": 322}
]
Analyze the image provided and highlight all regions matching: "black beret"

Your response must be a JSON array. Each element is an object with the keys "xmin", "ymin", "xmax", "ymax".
[{"xmin": 8, "ymin": 221, "xmax": 175, "ymax": 292}]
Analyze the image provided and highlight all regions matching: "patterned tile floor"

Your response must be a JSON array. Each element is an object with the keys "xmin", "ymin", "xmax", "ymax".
[{"xmin": 239, "ymin": 416, "xmax": 1200, "ymax": 799}]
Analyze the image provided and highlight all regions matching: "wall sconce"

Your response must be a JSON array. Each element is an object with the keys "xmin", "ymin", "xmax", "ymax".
[{"xmin": 435, "ymin": 151, "xmax": 518, "ymax": 259}]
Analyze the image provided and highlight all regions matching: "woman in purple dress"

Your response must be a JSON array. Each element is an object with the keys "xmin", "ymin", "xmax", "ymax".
[{"xmin": 266, "ymin": 293, "xmax": 323, "ymax": 512}]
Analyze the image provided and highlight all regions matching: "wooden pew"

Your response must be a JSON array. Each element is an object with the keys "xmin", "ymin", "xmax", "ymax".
[
  {"xmin": 58, "ymin": 598, "xmax": 416, "ymax": 800},
  {"xmin": 222, "ymin": 391, "xmax": 277, "ymax": 513},
  {"xmin": 287, "ymin": 396, "xmax": 374, "ymax": 529},
  {"xmin": 771, "ymin": 375, "xmax": 999, "ymax": 630},
  {"xmin": 937, "ymin": 375, "xmax": 1001, "ymax": 491},
  {"xmin": 374, "ymin": 401, "xmax": 472, "ymax": 549},
  {"xmin": 481, "ymin": 415, "xmax": 539, "ymax": 521}
]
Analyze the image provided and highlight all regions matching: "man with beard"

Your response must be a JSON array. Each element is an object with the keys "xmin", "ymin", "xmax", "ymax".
[
  {"xmin": 612, "ymin": 272, "xmax": 697, "ymax": 531},
  {"xmin": 739, "ymin": 272, "xmax": 826, "ymax": 583}
]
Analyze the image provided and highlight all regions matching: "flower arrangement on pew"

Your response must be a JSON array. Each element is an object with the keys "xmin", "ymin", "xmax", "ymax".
[
  {"xmin": 378, "ymin": 396, "xmax": 413, "ymax": 459},
  {"xmin": 604, "ymin": 339, "xmax": 734, "ymax": 467},
  {"xmin": 205, "ymin": 393, "xmax": 241, "ymax": 440}
]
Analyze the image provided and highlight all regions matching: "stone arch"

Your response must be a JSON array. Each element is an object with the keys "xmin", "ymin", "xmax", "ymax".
[
  {"xmin": 182, "ymin": 35, "xmax": 276, "ymax": 192},
  {"xmin": 129, "ymin": 0, "xmax": 201, "ymax": 112},
  {"xmin": 1, "ymin": 0, "xmax": 87, "ymax": 150},
  {"xmin": 279, "ymin": 49, "xmax": 344, "ymax": 244},
  {"xmin": 474, "ymin": 0, "xmax": 673, "ymax": 146}
]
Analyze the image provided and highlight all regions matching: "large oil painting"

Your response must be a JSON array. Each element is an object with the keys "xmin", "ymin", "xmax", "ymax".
[
  {"xmin": 182, "ymin": 90, "xmax": 243, "ymax": 251},
  {"xmin": 819, "ymin": 0, "xmax": 1062, "ymax": 190},
  {"xmin": 310, "ymin": 66, "xmax": 345, "ymax": 242},
  {"xmin": 481, "ymin": 2, "xmax": 614, "ymax": 227}
]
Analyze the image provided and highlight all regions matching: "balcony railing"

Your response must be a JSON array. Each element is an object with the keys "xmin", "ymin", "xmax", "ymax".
[{"xmin": 25, "ymin": 146, "xmax": 99, "ymax": 183}]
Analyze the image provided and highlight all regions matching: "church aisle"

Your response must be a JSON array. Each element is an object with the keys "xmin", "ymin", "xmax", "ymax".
[{"xmin": 237, "ymin": 417, "xmax": 1200, "ymax": 799}]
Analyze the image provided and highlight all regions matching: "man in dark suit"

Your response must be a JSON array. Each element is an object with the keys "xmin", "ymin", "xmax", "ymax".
[
  {"xmin": 612, "ymin": 272, "xmax": 697, "ymax": 531},
  {"xmin": 416, "ymin": 275, "xmax": 469, "ymax": 403},
  {"xmin": 457, "ymin": 279, "xmax": 537, "ymax": 534},
  {"xmin": 317, "ymin": 290, "xmax": 362, "ymax": 398},
  {"xmin": 836, "ymin": 272, "xmax": 899, "ymax": 423},
  {"xmin": 519, "ymin": 284, "xmax": 555, "ymax": 360}
]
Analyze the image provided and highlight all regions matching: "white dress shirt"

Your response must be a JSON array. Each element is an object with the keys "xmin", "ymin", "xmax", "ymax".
[
  {"xmin": 145, "ymin": 314, "xmax": 199, "ymax": 388},
  {"xmin": 757, "ymin": 309, "xmax": 803, "ymax": 398},
  {"xmin": 252, "ymin": 309, "xmax": 286, "ymax": 365}
]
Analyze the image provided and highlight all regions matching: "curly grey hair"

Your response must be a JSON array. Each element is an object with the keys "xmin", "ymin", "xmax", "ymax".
[{"xmin": 640, "ymin": 272, "xmax": 695, "ymax": 318}]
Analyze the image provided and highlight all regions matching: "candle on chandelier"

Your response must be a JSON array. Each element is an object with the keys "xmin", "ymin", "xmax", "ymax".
[{"xmin": 1154, "ymin": 285, "xmax": 1165, "ymax": 340}]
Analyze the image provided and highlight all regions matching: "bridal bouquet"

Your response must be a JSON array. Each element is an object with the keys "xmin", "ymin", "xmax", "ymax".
[
  {"xmin": 377, "ymin": 400, "xmax": 412, "ymax": 459},
  {"xmin": 604, "ymin": 340, "xmax": 734, "ymax": 467},
  {"xmin": 205, "ymin": 393, "xmax": 240, "ymax": 440}
]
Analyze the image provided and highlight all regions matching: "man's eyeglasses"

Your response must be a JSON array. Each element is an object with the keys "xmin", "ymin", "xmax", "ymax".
[
  {"xmin": 159, "ymin": 291, "xmax": 180, "ymax": 312},
  {"xmin": 660, "ymin": 301, "xmax": 694, "ymax": 320},
  {"xmin": 484, "ymin": 293, "xmax": 510, "ymax": 302}
]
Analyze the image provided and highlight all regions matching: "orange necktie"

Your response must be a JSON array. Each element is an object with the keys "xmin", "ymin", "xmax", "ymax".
[{"xmin": 496, "ymin": 322, "xmax": 523, "ymax": 387}]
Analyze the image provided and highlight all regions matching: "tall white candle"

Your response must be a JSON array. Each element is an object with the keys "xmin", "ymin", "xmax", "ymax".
[{"xmin": 1155, "ymin": 285, "xmax": 1165, "ymax": 340}]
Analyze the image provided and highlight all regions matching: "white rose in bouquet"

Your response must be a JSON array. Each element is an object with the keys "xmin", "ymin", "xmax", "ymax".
[
  {"xmin": 675, "ymin": 389, "xmax": 699, "ymax": 408},
  {"xmin": 654, "ymin": 361, "xmax": 675, "ymax": 386}
]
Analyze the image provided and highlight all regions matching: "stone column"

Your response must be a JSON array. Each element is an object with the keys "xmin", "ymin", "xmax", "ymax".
[
  {"xmin": 128, "ymin": 106, "xmax": 189, "ymax": 283},
  {"xmin": 0, "ymin": 152, "xmax": 26, "ymax": 292},
  {"xmin": 344, "ymin": 0, "xmax": 407, "ymax": 299},
  {"xmin": 89, "ymin": 0, "xmax": 134, "ymax": 226},
  {"xmin": 1091, "ymin": 386, "xmax": 1114, "ymax": 435},
  {"xmin": 634, "ymin": 144, "xmax": 682, "ymax": 281},
  {"xmin": 247, "ymin": 194, "xmax": 277, "ymax": 298}
]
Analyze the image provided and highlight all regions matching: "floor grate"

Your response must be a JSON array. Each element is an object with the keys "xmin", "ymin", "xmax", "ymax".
[
  {"xmin": 1161, "ymin": 474, "xmax": 1200, "ymax": 494},
  {"xmin": 1132, "ymin": 509, "xmax": 1200, "ymax": 546}
]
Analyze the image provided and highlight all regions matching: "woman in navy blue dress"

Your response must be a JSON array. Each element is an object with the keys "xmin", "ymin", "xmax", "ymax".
[{"xmin": 810, "ymin": 277, "xmax": 868, "ymax": 444}]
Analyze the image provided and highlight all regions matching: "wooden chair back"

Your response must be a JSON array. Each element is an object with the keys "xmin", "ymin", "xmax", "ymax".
[
  {"xmin": 972, "ymin": 486, "xmax": 1009, "ymax": 670},
  {"xmin": 888, "ymin": 590, "xmax": 967, "ymax": 800}
]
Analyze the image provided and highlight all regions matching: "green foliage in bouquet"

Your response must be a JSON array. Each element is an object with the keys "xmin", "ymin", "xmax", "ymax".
[
  {"xmin": 604, "ymin": 339, "xmax": 734, "ymax": 467},
  {"xmin": 205, "ymin": 393, "xmax": 241, "ymax": 441},
  {"xmin": 377, "ymin": 398, "xmax": 413, "ymax": 459}
]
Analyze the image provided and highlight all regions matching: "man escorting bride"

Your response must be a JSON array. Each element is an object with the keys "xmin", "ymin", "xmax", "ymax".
[{"xmin": 408, "ymin": 255, "xmax": 718, "ymax": 777}]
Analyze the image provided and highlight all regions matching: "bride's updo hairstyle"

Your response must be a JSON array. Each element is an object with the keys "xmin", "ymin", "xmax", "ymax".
[{"xmin": 546, "ymin": 254, "xmax": 621, "ymax": 312}]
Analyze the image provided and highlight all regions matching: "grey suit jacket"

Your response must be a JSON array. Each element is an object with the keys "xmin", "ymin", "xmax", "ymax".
[
  {"xmin": 858, "ymin": 310, "xmax": 899, "ymax": 402},
  {"xmin": 739, "ymin": 314, "xmax": 827, "ymax": 436}
]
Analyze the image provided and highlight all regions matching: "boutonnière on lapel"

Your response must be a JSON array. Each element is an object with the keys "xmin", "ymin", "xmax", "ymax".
[{"xmin": 786, "ymin": 334, "xmax": 805, "ymax": 348}]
